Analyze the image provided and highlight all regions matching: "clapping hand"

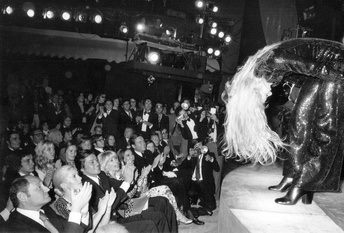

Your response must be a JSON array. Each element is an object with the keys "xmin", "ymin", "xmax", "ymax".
[
  {"xmin": 98, "ymin": 191, "xmax": 110, "ymax": 214},
  {"xmin": 141, "ymin": 165, "xmax": 152, "ymax": 177},
  {"xmin": 71, "ymin": 182, "xmax": 92, "ymax": 213},
  {"xmin": 107, "ymin": 188, "xmax": 117, "ymax": 208},
  {"xmin": 122, "ymin": 165, "xmax": 135, "ymax": 184},
  {"xmin": 152, "ymin": 153, "xmax": 162, "ymax": 169}
]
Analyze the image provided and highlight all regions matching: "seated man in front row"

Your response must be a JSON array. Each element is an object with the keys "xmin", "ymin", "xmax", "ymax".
[{"xmin": 4, "ymin": 175, "xmax": 90, "ymax": 233}]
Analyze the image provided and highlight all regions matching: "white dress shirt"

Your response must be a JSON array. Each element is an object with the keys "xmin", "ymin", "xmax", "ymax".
[{"xmin": 192, "ymin": 154, "xmax": 204, "ymax": 181}]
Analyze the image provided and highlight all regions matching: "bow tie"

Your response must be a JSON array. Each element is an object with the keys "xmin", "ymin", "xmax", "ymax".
[{"xmin": 144, "ymin": 111, "xmax": 150, "ymax": 115}]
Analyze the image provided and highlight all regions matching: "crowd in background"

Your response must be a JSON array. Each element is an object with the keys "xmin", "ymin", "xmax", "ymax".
[{"xmin": 0, "ymin": 79, "xmax": 226, "ymax": 233}]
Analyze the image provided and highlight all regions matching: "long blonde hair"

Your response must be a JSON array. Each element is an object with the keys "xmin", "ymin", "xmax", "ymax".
[{"xmin": 222, "ymin": 43, "xmax": 285, "ymax": 165}]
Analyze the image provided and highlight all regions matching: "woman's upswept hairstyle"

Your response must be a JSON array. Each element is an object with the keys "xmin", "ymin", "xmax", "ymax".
[{"xmin": 222, "ymin": 43, "xmax": 285, "ymax": 165}]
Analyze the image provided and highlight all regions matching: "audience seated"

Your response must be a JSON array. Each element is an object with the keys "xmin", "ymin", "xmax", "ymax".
[
  {"xmin": 4, "ymin": 175, "xmax": 89, "ymax": 233},
  {"xmin": 0, "ymin": 84, "xmax": 225, "ymax": 232}
]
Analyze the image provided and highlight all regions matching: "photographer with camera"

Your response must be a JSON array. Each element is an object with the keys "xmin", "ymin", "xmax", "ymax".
[{"xmin": 185, "ymin": 142, "xmax": 219, "ymax": 215}]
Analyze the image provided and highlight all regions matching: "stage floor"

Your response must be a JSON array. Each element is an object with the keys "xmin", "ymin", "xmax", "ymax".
[{"xmin": 218, "ymin": 165, "xmax": 344, "ymax": 233}]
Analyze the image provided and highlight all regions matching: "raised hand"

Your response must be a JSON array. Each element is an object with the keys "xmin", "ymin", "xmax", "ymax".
[
  {"xmin": 152, "ymin": 153, "xmax": 162, "ymax": 169},
  {"xmin": 122, "ymin": 165, "xmax": 135, "ymax": 184},
  {"xmin": 71, "ymin": 182, "xmax": 92, "ymax": 213},
  {"xmin": 107, "ymin": 188, "xmax": 117, "ymax": 208},
  {"xmin": 141, "ymin": 165, "xmax": 152, "ymax": 177},
  {"xmin": 98, "ymin": 191, "xmax": 110, "ymax": 214}
]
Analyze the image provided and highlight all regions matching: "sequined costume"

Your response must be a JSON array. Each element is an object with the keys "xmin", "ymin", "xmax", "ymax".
[{"xmin": 256, "ymin": 38, "xmax": 344, "ymax": 192}]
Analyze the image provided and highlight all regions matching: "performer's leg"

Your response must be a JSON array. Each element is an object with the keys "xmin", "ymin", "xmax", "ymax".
[
  {"xmin": 296, "ymin": 81, "xmax": 344, "ymax": 192},
  {"xmin": 275, "ymin": 80, "xmax": 321, "ymax": 205}
]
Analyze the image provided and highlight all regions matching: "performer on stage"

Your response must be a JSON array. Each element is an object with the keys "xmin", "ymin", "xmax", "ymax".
[{"xmin": 223, "ymin": 38, "xmax": 344, "ymax": 205}]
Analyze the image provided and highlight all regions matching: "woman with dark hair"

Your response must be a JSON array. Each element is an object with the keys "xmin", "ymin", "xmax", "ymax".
[
  {"xmin": 104, "ymin": 134, "xmax": 116, "ymax": 152},
  {"xmin": 59, "ymin": 142, "xmax": 77, "ymax": 168}
]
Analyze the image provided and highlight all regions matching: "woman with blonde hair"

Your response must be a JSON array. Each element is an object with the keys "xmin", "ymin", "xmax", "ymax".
[
  {"xmin": 34, "ymin": 140, "xmax": 61, "ymax": 187},
  {"xmin": 52, "ymin": 165, "xmax": 124, "ymax": 233},
  {"xmin": 99, "ymin": 150, "xmax": 192, "ymax": 224}
]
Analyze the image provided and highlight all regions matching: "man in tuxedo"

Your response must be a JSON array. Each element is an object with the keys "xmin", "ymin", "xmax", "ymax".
[
  {"xmin": 175, "ymin": 108, "xmax": 199, "ymax": 148},
  {"xmin": 119, "ymin": 100, "xmax": 136, "ymax": 135},
  {"xmin": 78, "ymin": 151, "xmax": 177, "ymax": 233},
  {"xmin": 4, "ymin": 175, "xmax": 86, "ymax": 233},
  {"xmin": 135, "ymin": 99, "xmax": 154, "ymax": 139},
  {"xmin": 117, "ymin": 127, "xmax": 134, "ymax": 151},
  {"xmin": 130, "ymin": 135, "xmax": 151, "ymax": 173},
  {"xmin": 184, "ymin": 144, "xmax": 219, "ymax": 213},
  {"xmin": 96, "ymin": 100, "xmax": 120, "ymax": 142}
]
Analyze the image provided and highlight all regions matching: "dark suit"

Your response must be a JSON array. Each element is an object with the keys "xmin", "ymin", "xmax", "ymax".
[
  {"xmin": 184, "ymin": 152, "xmax": 219, "ymax": 211},
  {"xmin": 151, "ymin": 114, "xmax": 169, "ymax": 132},
  {"xmin": 96, "ymin": 110, "xmax": 120, "ymax": 141},
  {"xmin": 81, "ymin": 171, "xmax": 128, "ymax": 212},
  {"xmin": 132, "ymin": 150, "xmax": 150, "ymax": 174},
  {"xmin": 82, "ymin": 172, "xmax": 176, "ymax": 233},
  {"xmin": 119, "ymin": 109, "xmax": 136, "ymax": 135},
  {"xmin": 117, "ymin": 137, "xmax": 131, "ymax": 151},
  {"xmin": 4, "ymin": 210, "xmax": 83, "ymax": 233},
  {"xmin": 44, "ymin": 102, "xmax": 62, "ymax": 128}
]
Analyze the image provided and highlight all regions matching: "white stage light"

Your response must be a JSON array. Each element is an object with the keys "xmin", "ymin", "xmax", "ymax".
[
  {"xmin": 210, "ymin": 28, "xmax": 217, "ymax": 35},
  {"xmin": 212, "ymin": 5, "xmax": 219, "ymax": 12},
  {"xmin": 43, "ymin": 9, "xmax": 55, "ymax": 19},
  {"xmin": 195, "ymin": 0, "xmax": 204, "ymax": 8},
  {"xmin": 27, "ymin": 9, "xmax": 35, "ymax": 17},
  {"xmin": 120, "ymin": 24, "xmax": 128, "ymax": 34},
  {"xmin": 93, "ymin": 14, "xmax": 102, "ymax": 24},
  {"xmin": 211, "ymin": 22, "xmax": 217, "ymax": 28},
  {"xmin": 4, "ymin": 6, "xmax": 14, "ymax": 15},
  {"xmin": 136, "ymin": 23, "xmax": 145, "ymax": 32},
  {"xmin": 75, "ymin": 12, "xmax": 87, "ymax": 23},
  {"xmin": 207, "ymin": 48, "xmax": 214, "ymax": 54},
  {"xmin": 218, "ymin": 31, "xmax": 224, "ymax": 38},
  {"xmin": 225, "ymin": 35, "xmax": 232, "ymax": 43},
  {"xmin": 214, "ymin": 49, "xmax": 221, "ymax": 56},
  {"xmin": 61, "ymin": 11, "xmax": 71, "ymax": 21},
  {"xmin": 147, "ymin": 51, "xmax": 160, "ymax": 64},
  {"xmin": 196, "ymin": 17, "xmax": 204, "ymax": 24}
]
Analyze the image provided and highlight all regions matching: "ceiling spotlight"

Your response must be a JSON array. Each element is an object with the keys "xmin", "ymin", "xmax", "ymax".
[
  {"xmin": 207, "ymin": 48, "xmax": 214, "ymax": 54},
  {"xmin": 136, "ymin": 23, "xmax": 145, "ymax": 32},
  {"xmin": 120, "ymin": 24, "xmax": 128, "ymax": 34},
  {"xmin": 195, "ymin": 0, "xmax": 204, "ymax": 8},
  {"xmin": 210, "ymin": 28, "xmax": 217, "ymax": 35},
  {"xmin": 61, "ymin": 11, "xmax": 71, "ymax": 21},
  {"xmin": 211, "ymin": 22, "xmax": 217, "ymax": 28},
  {"xmin": 225, "ymin": 35, "xmax": 232, "ymax": 43},
  {"xmin": 3, "ymin": 6, "xmax": 14, "ymax": 15},
  {"xmin": 212, "ymin": 5, "xmax": 219, "ymax": 12},
  {"xmin": 196, "ymin": 16, "xmax": 204, "ymax": 24},
  {"xmin": 26, "ymin": 9, "xmax": 35, "ymax": 17},
  {"xmin": 218, "ymin": 31, "xmax": 225, "ymax": 38},
  {"xmin": 92, "ymin": 14, "xmax": 102, "ymax": 24},
  {"xmin": 75, "ymin": 12, "xmax": 87, "ymax": 23},
  {"xmin": 22, "ymin": 2, "xmax": 35, "ymax": 17},
  {"xmin": 214, "ymin": 49, "xmax": 221, "ymax": 57},
  {"xmin": 43, "ymin": 9, "xmax": 55, "ymax": 19},
  {"xmin": 147, "ymin": 51, "xmax": 160, "ymax": 65}
]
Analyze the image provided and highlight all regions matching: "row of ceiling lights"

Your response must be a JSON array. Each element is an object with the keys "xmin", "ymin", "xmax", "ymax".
[
  {"xmin": 2, "ymin": 3, "xmax": 130, "ymax": 34},
  {"xmin": 194, "ymin": 0, "xmax": 230, "ymax": 58}
]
